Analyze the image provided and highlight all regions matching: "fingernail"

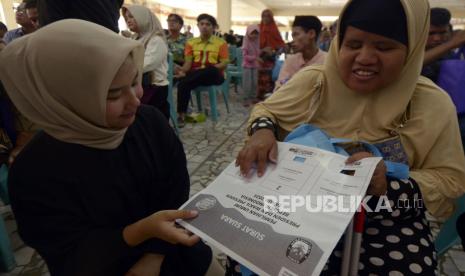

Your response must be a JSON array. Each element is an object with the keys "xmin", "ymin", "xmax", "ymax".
[{"xmin": 190, "ymin": 210, "xmax": 198, "ymax": 216}]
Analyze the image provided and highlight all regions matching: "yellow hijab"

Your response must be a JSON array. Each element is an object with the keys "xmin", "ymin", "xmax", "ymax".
[
  {"xmin": 250, "ymin": 0, "xmax": 465, "ymax": 219},
  {"xmin": 0, "ymin": 19, "xmax": 145, "ymax": 149}
]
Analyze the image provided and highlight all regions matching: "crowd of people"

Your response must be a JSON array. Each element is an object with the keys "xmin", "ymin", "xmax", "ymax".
[{"xmin": 0, "ymin": 0, "xmax": 464, "ymax": 275}]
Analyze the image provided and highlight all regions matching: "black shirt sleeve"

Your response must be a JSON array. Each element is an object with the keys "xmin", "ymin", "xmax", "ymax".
[{"xmin": 137, "ymin": 107, "xmax": 191, "ymax": 256}]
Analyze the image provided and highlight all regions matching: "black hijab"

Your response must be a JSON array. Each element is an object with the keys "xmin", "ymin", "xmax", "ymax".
[{"xmin": 340, "ymin": 0, "xmax": 408, "ymax": 46}]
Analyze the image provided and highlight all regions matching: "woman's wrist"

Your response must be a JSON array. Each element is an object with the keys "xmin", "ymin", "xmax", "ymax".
[
  {"xmin": 123, "ymin": 218, "xmax": 151, "ymax": 247},
  {"xmin": 248, "ymin": 117, "xmax": 277, "ymax": 137}
]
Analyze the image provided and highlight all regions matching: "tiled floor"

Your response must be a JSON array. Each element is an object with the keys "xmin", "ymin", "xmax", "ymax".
[{"xmin": 0, "ymin": 90, "xmax": 464, "ymax": 275}]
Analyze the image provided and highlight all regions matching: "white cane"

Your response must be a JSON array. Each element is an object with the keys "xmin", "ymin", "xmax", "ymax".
[{"xmin": 340, "ymin": 207, "xmax": 365, "ymax": 276}]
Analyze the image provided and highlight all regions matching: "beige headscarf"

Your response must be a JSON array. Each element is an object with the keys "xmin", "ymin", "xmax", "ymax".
[
  {"xmin": 0, "ymin": 19, "xmax": 145, "ymax": 149},
  {"xmin": 123, "ymin": 5, "xmax": 165, "ymax": 47},
  {"xmin": 250, "ymin": 0, "xmax": 465, "ymax": 219}
]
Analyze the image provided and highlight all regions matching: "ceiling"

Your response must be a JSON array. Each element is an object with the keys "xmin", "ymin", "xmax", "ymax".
[
  {"xmin": 143, "ymin": 0, "xmax": 465, "ymax": 28},
  {"xmin": 149, "ymin": 0, "xmax": 465, "ymax": 17},
  {"xmin": 260, "ymin": 0, "xmax": 465, "ymax": 17},
  {"xmin": 261, "ymin": 0, "xmax": 465, "ymax": 9}
]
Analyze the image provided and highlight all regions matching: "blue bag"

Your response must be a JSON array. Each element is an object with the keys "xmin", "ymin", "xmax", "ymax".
[
  {"xmin": 272, "ymin": 59, "xmax": 283, "ymax": 82},
  {"xmin": 283, "ymin": 124, "xmax": 409, "ymax": 180},
  {"xmin": 437, "ymin": 47, "xmax": 465, "ymax": 114}
]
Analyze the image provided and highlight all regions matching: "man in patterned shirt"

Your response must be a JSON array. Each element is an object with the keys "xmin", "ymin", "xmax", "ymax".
[
  {"xmin": 167, "ymin": 14, "xmax": 187, "ymax": 67},
  {"xmin": 3, "ymin": 1, "xmax": 36, "ymax": 44},
  {"xmin": 175, "ymin": 13, "xmax": 229, "ymax": 126}
]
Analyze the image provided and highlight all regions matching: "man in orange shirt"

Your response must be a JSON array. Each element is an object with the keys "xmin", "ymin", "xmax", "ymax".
[{"xmin": 175, "ymin": 14, "xmax": 229, "ymax": 126}]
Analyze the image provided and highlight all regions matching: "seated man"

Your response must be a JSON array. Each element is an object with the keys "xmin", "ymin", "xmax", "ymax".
[
  {"xmin": 3, "ymin": 1, "xmax": 36, "ymax": 44},
  {"xmin": 1, "ymin": 0, "xmax": 38, "ymax": 165},
  {"xmin": 167, "ymin": 13, "xmax": 187, "ymax": 67},
  {"xmin": 275, "ymin": 16, "xmax": 327, "ymax": 91},
  {"xmin": 175, "ymin": 14, "xmax": 229, "ymax": 126},
  {"xmin": 25, "ymin": 0, "xmax": 39, "ymax": 29},
  {"xmin": 421, "ymin": 8, "xmax": 465, "ymax": 150},
  {"xmin": 422, "ymin": 7, "xmax": 465, "ymax": 83}
]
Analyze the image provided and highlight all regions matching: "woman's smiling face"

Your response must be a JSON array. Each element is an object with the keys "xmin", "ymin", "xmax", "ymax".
[{"xmin": 338, "ymin": 26, "xmax": 408, "ymax": 94}]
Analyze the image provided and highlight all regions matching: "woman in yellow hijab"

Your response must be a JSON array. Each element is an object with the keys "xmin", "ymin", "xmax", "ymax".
[
  {"xmin": 235, "ymin": 0, "xmax": 465, "ymax": 274},
  {"xmin": 0, "ymin": 19, "xmax": 215, "ymax": 275},
  {"xmin": 122, "ymin": 5, "xmax": 170, "ymax": 120}
]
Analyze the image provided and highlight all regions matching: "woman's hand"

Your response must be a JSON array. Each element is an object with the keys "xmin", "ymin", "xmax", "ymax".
[
  {"xmin": 125, "ymin": 253, "xmax": 164, "ymax": 276},
  {"xmin": 123, "ymin": 210, "xmax": 200, "ymax": 247},
  {"xmin": 262, "ymin": 46, "xmax": 273, "ymax": 55},
  {"xmin": 8, "ymin": 131, "xmax": 35, "ymax": 166},
  {"xmin": 8, "ymin": 146, "xmax": 23, "ymax": 166},
  {"xmin": 346, "ymin": 152, "xmax": 387, "ymax": 196},
  {"xmin": 174, "ymin": 67, "xmax": 185, "ymax": 78},
  {"xmin": 450, "ymin": 30, "xmax": 465, "ymax": 49},
  {"xmin": 236, "ymin": 129, "xmax": 278, "ymax": 177}
]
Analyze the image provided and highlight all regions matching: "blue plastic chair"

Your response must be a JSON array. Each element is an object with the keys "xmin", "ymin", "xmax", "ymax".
[
  {"xmin": 192, "ymin": 81, "xmax": 230, "ymax": 122},
  {"xmin": 435, "ymin": 195, "xmax": 465, "ymax": 255},
  {"xmin": 228, "ymin": 45, "xmax": 237, "ymax": 67},
  {"xmin": 0, "ymin": 165, "xmax": 16, "ymax": 272},
  {"xmin": 167, "ymin": 53, "xmax": 179, "ymax": 134},
  {"xmin": 226, "ymin": 48, "xmax": 243, "ymax": 93}
]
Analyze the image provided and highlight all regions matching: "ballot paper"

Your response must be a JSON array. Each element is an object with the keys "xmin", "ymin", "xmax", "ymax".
[{"xmin": 178, "ymin": 142, "xmax": 381, "ymax": 276}]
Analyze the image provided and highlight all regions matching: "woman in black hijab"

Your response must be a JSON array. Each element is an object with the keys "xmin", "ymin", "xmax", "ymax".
[{"xmin": 38, "ymin": 0, "xmax": 124, "ymax": 32}]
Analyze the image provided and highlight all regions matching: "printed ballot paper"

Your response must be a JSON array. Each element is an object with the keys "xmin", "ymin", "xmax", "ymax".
[{"xmin": 178, "ymin": 142, "xmax": 381, "ymax": 276}]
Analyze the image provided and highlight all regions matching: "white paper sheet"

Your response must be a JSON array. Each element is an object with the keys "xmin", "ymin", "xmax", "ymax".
[{"xmin": 179, "ymin": 142, "xmax": 381, "ymax": 276}]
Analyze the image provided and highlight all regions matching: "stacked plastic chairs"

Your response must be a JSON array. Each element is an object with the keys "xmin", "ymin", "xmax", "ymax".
[{"xmin": 226, "ymin": 47, "xmax": 243, "ymax": 93}]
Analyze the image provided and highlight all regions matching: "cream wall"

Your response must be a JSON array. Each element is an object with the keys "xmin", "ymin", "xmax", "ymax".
[{"xmin": 0, "ymin": 0, "xmax": 19, "ymax": 29}]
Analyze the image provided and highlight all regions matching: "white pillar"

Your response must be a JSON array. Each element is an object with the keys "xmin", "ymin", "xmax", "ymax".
[
  {"xmin": 216, "ymin": 0, "xmax": 231, "ymax": 33},
  {"xmin": 0, "ymin": 0, "xmax": 17, "ymax": 29}
]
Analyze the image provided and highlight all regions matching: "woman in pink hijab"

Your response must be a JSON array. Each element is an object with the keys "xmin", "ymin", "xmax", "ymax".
[{"xmin": 241, "ymin": 25, "xmax": 260, "ymax": 106}]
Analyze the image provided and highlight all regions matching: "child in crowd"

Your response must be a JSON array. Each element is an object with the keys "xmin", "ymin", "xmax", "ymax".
[{"xmin": 241, "ymin": 25, "xmax": 260, "ymax": 106}]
